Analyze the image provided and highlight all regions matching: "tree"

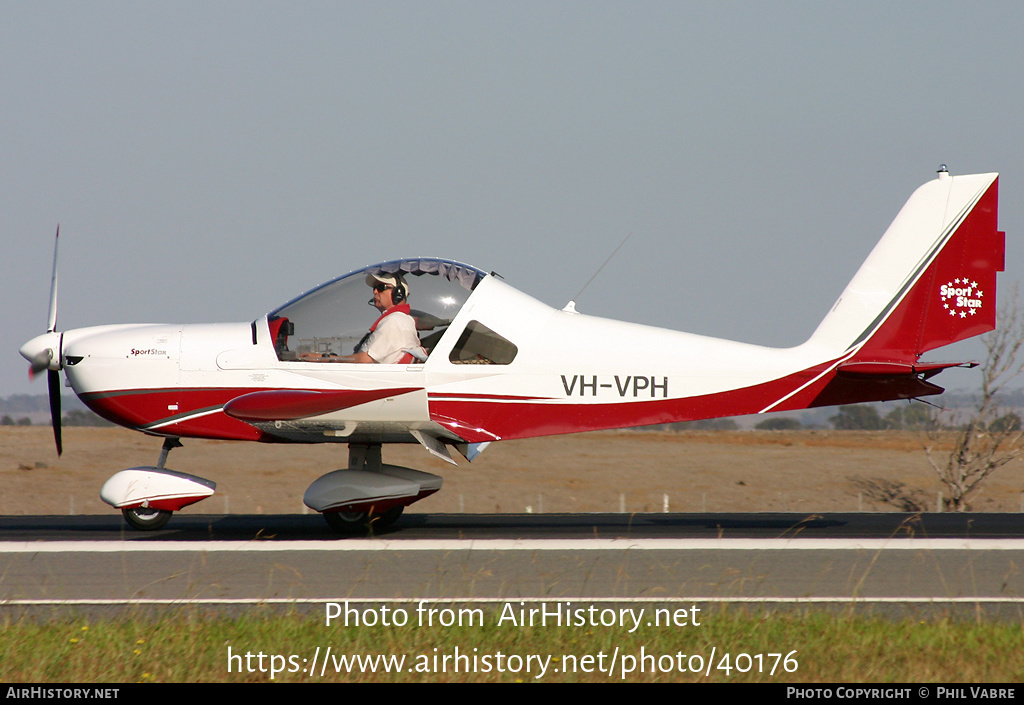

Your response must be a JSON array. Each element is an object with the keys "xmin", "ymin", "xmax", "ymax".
[
  {"xmin": 830, "ymin": 405, "xmax": 885, "ymax": 430},
  {"xmin": 62, "ymin": 409, "xmax": 115, "ymax": 427},
  {"xmin": 755, "ymin": 417, "xmax": 802, "ymax": 431},
  {"xmin": 925, "ymin": 293, "xmax": 1024, "ymax": 511},
  {"xmin": 988, "ymin": 413, "xmax": 1022, "ymax": 433},
  {"xmin": 884, "ymin": 403, "xmax": 939, "ymax": 431}
]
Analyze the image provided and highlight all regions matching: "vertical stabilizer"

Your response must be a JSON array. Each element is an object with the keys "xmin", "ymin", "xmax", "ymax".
[{"xmin": 809, "ymin": 171, "xmax": 1002, "ymax": 365}]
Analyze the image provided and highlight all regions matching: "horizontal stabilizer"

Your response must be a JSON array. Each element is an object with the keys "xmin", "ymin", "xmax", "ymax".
[
  {"xmin": 808, "ymin": 360, "xmax": 975, "ymax": 408},
  {"xmin": 836, "ymin": 360, "xmax": 977, "ymax": 377}
]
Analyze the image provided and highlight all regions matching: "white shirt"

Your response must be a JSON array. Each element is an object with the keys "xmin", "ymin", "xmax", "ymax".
[{"xmin": 362, "ymin": 310, "xmax": 424, "ymax": 364}]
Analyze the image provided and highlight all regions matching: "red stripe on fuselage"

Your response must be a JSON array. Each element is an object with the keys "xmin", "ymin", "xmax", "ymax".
[
  {"xmin": 81, "ymin": 387, "xmax": 270, "ymax": 440},
  {"xmin": 84, "ymin": 385, "xmax": 428, "ymax": 441},
  {"xmin": 428, "ymin": 359, "xmax": 844, "ymax": 442},
  {"xmin": 83, "ymin": 387, "xmax": 296, "ymax": 439}
]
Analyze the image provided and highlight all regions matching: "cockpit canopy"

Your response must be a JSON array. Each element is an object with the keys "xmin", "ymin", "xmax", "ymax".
[{"xmin": 267, "ymin": 258, "xmax": 487, "ymax": 361}]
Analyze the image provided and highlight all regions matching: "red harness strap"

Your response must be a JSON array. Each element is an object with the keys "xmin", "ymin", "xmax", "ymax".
[
  {"xmin": 368, "ymin": 303, "xmax": 412, "ymax": 331},
  {"xmin": 368, "ymin": 304, "xmax": 418, "ymax": 363}
]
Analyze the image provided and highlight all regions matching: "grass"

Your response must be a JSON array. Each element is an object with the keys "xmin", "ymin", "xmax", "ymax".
[{"xmin": 1, "ymin": 605, "xmax": 1022, "ymax": 682}]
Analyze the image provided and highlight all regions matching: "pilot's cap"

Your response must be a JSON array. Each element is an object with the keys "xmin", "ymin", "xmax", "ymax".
[{"xmin": 365, "ymin": 271, "xmax": 409, "ymax": 296}]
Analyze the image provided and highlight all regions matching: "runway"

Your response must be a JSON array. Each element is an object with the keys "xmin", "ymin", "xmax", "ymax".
[{"xmin": 1, "ymin": 512, "xmax": 1023, "ymax": 614}]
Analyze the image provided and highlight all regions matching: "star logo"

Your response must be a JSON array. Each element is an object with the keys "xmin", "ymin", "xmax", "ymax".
[{"xmin": 939, "ymin": 276, "xmax": 984, "ymax": 320}]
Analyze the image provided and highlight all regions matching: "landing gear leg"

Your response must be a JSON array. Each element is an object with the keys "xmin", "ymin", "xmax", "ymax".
[
  {"xmin": 349, "ymin": 443, "xmax": 381, "ymax": 473},
  {"xmin": 156, "ymin": 437, "xmax": 183, "ymax": 469}
]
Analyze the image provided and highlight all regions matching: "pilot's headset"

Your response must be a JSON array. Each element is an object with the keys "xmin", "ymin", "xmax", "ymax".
[{"xmin": 390, "ymin": 274, "xmax": 407, "ymax": 304}]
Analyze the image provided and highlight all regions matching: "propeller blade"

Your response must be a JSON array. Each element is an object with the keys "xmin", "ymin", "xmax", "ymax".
[
  {"xmin": 47, "ymin": 225, "xmax": 60, "ymax": 333},
  {"xmin": 48, "ymin": 369, "xmax": 62, "ymax": 456},
  {"xmin": 24, "ymin": 226, "xmax": 66, "ymax": 456}
]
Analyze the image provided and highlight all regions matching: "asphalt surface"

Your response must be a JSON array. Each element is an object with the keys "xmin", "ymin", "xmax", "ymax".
[
  {"xmin": 0, "ymin": 510, "xmax": 1021, "ymax": 541},
  {"xmin": 1, "ymin": 513, "xmax": 1023, "ymax": 615}
]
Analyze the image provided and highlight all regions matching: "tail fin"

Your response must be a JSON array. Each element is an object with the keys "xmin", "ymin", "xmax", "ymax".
[
  {"xmin": 791, "ymin": 170, "xmax": 1003, "ymax": 408},
  {"xmin": 810, "ymin": 170, "xmax": 1003, "ymax": 364}
]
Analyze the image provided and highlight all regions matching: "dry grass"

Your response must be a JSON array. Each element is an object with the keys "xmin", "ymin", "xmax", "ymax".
[{"xmin": 1, "ymin": 426, "xmax": 1022, "ymax": 517}]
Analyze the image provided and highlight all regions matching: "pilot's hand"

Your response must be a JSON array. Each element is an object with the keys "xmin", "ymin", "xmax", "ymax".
[{"xmin": 298, "ymin": 352, "xmax": 335, "ymax": 361}]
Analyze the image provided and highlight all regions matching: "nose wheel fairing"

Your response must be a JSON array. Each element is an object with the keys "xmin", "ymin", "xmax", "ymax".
[
  {"xmin": 100, "ymin": 437, "xmax": 218, "ymax": 531},
  {"xmin": 100, "ymin": 467, "xmax": 217, "ymax": 514},
  {"xmin": 102, "ymin": 467, "xmax": 215, "ymax": 532}
]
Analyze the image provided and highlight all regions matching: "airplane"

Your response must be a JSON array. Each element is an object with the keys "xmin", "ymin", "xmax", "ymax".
[{"xmin": 20, "ymin": 167, "xmax": 1004, "ymax": 532}]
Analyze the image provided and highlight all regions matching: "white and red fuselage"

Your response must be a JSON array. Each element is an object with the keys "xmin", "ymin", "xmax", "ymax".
[
  {"xmin": 32, "ymin": 171, "xmax": 1003, "ymax": 449},
  {"xmin": 18, "ymin": 171, "xmax": 1004, "ymax": 526}
]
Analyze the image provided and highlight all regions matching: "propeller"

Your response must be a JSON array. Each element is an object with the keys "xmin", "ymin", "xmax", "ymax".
[
  {"xmin": 27, "ymin": 348, "xmax": 54, "ymax": 378},
  {"xmin": 48, "ymin": 366, "xmax": 62, "ymax": 456},
  {"xmin": 21, "ymin": 226, "xmax": 64, "ymax": 455}
]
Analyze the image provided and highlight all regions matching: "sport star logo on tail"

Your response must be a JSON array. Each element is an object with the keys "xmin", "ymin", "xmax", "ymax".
[{"xmin": 940, "ymin": 278, "xmax": 984, "ymax": 318}]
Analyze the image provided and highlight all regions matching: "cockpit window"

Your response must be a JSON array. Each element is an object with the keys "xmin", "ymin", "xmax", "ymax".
[
  {"xmin": 449, "ymin": 320, "xmax": 518, "ymax": 365},
  {"xmin": 268, "ymin": 259, "xmax": 485, "ymax": 362}
]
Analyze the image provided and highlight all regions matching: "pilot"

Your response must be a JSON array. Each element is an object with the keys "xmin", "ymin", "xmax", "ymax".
[{"xmin": 299, "ymin": 272, "xmax": 427, "ymax": 364}]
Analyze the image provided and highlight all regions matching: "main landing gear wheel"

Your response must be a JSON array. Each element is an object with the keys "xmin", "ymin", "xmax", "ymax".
[
  {"xmin": 376, "ymin": 506, "xmax": 404, "ymax": 527},
  {"xmin": 122, "ymin": 507, "xmax": 173, "ymax": 531},
  {"xmin": 323, "ymin": 510, "xmax": 368, "ymax": 531},
  {"xmin": 323, "ymin": 506, "xmax": 404, "ymax": 534}
]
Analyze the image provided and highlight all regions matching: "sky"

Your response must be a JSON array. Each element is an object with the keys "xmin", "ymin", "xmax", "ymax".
[{"xmin": 3, "ymin": 1, "xmax": 1024, "ymax": 397}]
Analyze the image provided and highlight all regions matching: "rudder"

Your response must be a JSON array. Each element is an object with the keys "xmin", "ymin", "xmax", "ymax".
[{"xmin": 810, "ymin": 171, "xmax": 1003, "ymax": 366}]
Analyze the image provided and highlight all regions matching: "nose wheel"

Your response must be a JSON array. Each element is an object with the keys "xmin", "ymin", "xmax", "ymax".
[
  {"xmin": 121, "ymin": 506, "xmax": 173, "ymax": 531},
  {"xmin": 106, "ymin": 438, "xmax": 215, "ymax": 531}
]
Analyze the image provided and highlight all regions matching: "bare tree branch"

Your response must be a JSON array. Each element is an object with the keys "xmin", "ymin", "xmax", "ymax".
[{"xmin": 926, "ymin": 287, "xmax": 1024, "ymax": 511}]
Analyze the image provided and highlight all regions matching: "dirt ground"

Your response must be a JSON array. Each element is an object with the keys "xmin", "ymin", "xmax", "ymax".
[{"xmin": 1, "ymin": 427, "xmax": 1022, "ymax": 517}]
